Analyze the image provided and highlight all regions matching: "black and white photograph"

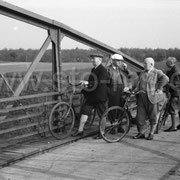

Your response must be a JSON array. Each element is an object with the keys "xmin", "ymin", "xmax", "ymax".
[{"xmin": 0, "ymin": 0, "xmax": 180, "ymax": 179}]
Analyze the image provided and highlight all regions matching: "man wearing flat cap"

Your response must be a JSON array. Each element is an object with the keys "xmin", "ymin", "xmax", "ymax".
[
  {"xmin": 164, "ymin": 57, "xmax": 180, "ymax": 131},
  {"xmin": 107, "ymin": 54, "xmax": 131, "ymax": 108},
  {"xmin": 72, "ymin": 53, "xmax": 110, "ymax": 138}
]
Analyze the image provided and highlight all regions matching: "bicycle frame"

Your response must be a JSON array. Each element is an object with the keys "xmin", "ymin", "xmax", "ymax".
[{"xmin": 121, "ymin": 91, "xmax": 135, "ymax": 121}]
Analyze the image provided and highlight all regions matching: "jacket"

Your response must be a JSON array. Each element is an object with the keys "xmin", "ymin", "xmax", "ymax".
[
  {"xmin": 82, "ymin": 64, "xmax": 110, "ymax": 103},
  {"xmin": 166, "ymin": 65, "xmax": 180, "ymax": 97},
  {"xmin": 137, "ymin": 68, "xmax": 169, "ymax": 104}
]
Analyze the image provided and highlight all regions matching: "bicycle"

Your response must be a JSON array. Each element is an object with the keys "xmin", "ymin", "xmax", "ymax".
[
  {"xmin": 99, "ymin": 90, "xmax": 145, "ymax": 143},
  {"xmin": 155, "ymin": 93, "xmax": 171, "ymax": 134},
  {"xmin": 48, "ymin": 81, "xmax": 96, "ymax": 139}
]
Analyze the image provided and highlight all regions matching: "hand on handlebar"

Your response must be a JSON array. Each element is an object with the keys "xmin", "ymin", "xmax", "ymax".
[
  {"xmin": 123, "ymin": 87, "xmax": 130, "ymax": 92},
  {"xmin": 132, "ymin": 89, "xmax": 146, "ymax": 95},
  {"xmin": 80, "ymin": 80, "xmax": 88, "ymax": 87}
]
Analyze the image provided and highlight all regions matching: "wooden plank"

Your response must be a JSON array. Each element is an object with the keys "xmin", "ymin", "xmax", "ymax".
[
  {"xmin": 0, "ymin": 91, "xmax": 60, "ymax": 103},
  {"xmin": 0, "ymin": 131, "xmax": 41, "ymax": 144},
  {"xmin": 0, "ymin": 112, "xmax": 43, "ymax": 124},
  {"xmin": 0, "ymin": 122, "xmax": 40, "ymax": 135},
  {"xmin": 3, "ymin": 147, "xmax": 39, "ymax": 154},
  {"xmin": 0, "ymin": 100, "xmax": 58, "ymax": 113}
]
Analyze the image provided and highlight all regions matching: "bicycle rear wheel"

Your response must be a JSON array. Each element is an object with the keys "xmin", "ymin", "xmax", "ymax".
[
  {"xmin": 48, "ymin": 102, "xmax": 75, "ymax": 139},
  {"xmin": 99, "ymin": 106, "xmax": 130, "ymax": 143},
  {"xmin": 156, "ymin": 103, "xmax": 169, "ymax": 133}
]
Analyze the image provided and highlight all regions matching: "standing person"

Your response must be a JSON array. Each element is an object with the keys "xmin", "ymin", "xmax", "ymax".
[
  {"xmin": 133, "ymin": 57, "xmax": 169, "ymax": 140},
  {"xmin": 107, "ymin": 54, "xmax": 132, "ymax": 107},
  {"xmin": 164, "ymin": 57, "xmax": 180, "ymax": 131},
  {"xmin": 72, "ymin": 53, "xmax": 110, "ymax": 138}
]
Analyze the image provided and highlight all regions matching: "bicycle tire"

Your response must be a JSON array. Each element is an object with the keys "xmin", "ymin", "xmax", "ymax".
[
  {"xmin": 99, "ymin": 106, "xmax": 130, "ymax": 143},
  {"xmin": 84, "ymin": 108, "xmax": 97, "ymax": 130},
  {"xmin": 156, "ymin": 102, "xmax": 169, "ymax": 133},
  {"xmin": 48, "ymin": 102, "xmax": 75, "ymax": 139}
]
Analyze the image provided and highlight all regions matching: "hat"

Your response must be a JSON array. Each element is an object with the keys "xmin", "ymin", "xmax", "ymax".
[
  {"xmin": 166, "ymin": 57, "xmax": 177, "ymax": 67},
  {"xmin": 89, "ymin": 53, "xmax": 103, "ymax": 58},
  {"xmin": 111, "ymin": 54, "xmax": 124, "ymax": 61}
]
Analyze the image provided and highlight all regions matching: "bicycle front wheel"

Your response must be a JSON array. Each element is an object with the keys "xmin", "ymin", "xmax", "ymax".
[
  {"xmin": 48, "ymin": 102, "xmax": 75, "ymax": 139},
  {"xmin": 99, "ymin": 106, "xmax": 130, "ymax": 143}
]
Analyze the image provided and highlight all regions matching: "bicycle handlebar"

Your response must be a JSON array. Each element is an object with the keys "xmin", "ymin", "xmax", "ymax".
[
  {"xmin": 123, "ymin": 89, "xmax": 146, "ymax": 96},
  {"xmin": 68, "ymin": 81, "xmax": 82, "ymax": 87}
]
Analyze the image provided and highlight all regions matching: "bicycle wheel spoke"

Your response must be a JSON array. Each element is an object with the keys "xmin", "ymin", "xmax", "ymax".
[
  {"xmin": 49, "ymin": 102, "xmax": 75, "ymax": 139},
  {"xmin": 99, "ymin": 106, "xmax": 130, "ymax": 143}
]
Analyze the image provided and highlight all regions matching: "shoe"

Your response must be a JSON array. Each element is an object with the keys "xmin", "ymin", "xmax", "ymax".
[
  {"xmin": 133, "ymin": 133, "xmax": 145, "ymax": 139},
  {"xmin": 93, "ymin": 134, "xmax": 102, "ymax": 139},
  {"xmin": 164, "ymin": 127, "xmax": 177, "ymax": 132},
  {"xmin": 146, "ymin": 133, "xmax": 154, "ymax": 140},
  {"xmin": 71, "ymin": 130, "xmax": 84, "ymax": 137},
  {"xmin": 176, "ymin": 124, "xmax": 180, "ymax": 130}
]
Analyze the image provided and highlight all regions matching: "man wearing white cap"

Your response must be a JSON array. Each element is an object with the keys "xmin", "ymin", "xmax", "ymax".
[{"xmin": 107, "ymin": 53, "xmax": 131, "ymax": 108}]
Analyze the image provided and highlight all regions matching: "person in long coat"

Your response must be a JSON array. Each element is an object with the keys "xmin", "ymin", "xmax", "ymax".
[
  {"xmin": 164, "ymin": 57, "xmax": 180, "ymax": 131},
  {"xmin": 72, "ymin": 53, "xmax": 110, "ymax": 138}
]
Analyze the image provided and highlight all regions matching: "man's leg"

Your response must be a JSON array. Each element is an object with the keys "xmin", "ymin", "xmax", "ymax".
[
  {"xmin": 171, "ymin": 114, "xmax": 177, "ymax": 130},
  {"xmin": 146, "ymin": 101, "xmax": 158, "ymax": 140},
  {"xmin": 133, "ymin": 94, "xmax": 147, "ymax": 139},
  {"xmin": 177, "ymin": 111, "xmax": 180, "ymax": 129},
  {"xmin": 72, "ymin": 102, "xmax": 93, "ymax": 137},
  {"xmin": 78, "ymin": 114, "xmax": 88, "ymax": 132},
  {"xmin": 165, "ymin": 97, "xmax": 178, "ymax": 131},
  {"xmin": 93, "ymin": 101, "xmax": 107, "ymax": 139}
]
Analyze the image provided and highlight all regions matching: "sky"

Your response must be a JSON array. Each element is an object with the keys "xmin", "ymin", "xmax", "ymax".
[{"xmin": 0, "ymin": 0, "xmax": 180, "ymax": 50}]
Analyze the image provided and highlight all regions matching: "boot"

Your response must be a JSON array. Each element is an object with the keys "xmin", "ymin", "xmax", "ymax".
[
  {"xmin": 147, "ymin": 124, "xmax": 156, "ymax": 140},
  {"xmin": 165, "ymin": 114, "xmax": 177, "ymax": 131},
  {"xmin": 177, "ymin": 112, "xmax": 180, "ymax": 130}
]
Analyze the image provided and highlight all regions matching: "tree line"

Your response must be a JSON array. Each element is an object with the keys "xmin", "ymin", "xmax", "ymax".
[{"xmin": 0, "ymin": 47, "xmax": 180, "ymax": 63}]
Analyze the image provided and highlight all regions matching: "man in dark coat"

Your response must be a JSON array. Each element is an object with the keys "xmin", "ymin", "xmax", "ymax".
[
  {"xmin": 164, "ymin": 57, "xmax": 180, "ymax": 131},
  {"xmin": 72, "ymin": 53, "xmax": 110, "ymax": 138}
]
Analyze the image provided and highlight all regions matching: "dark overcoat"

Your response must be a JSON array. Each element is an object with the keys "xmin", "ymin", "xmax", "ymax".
[
  {"xmin": 82, "ymin": 64, "xmax": 110, "ymax": 103},
  {"xmin": 166, "ymin": 65, "xmax": 180, "ymax": 97}
]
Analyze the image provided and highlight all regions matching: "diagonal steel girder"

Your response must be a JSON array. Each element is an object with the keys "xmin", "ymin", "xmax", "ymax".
[
  {"xmin": 0, "ymin": 0, "xmax": 143, "ymax": 71},
  {"xmin": 13, "ymin": 36, "xmax": 51, "ymax": 97}
]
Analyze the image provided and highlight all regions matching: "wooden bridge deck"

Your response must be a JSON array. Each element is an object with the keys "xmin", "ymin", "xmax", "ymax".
[
  {"xmin": 0, "ymin": 125, "xmax": 99, "ymax": 168},
  {"xmin": 0, "ymin": 119, "xmax": 180, "ymax": 180}
]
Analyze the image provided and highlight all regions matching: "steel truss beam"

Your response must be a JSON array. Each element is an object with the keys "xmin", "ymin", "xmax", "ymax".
[{"xmin": 0, "ymin": 0, "xmax": 143, "ymax": 72}]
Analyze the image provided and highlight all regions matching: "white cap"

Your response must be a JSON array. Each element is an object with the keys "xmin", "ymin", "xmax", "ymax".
[{"xmin": 111, "ymin": 54, "xmax": 124, "ymax": 61}]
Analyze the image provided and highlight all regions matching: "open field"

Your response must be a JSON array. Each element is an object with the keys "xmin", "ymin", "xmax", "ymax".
[
  {"xmin": 0, "ymin": 61, "xmax": 180, "ymax": 74},
  {"xmin": 0, "ymin": 62, "xmax": 92, "ymax": 73}
]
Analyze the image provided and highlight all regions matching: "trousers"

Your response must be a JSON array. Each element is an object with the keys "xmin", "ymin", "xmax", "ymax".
[{"xmin": 136, "ymin": 93, "xmax": 158, "ymax": 132}]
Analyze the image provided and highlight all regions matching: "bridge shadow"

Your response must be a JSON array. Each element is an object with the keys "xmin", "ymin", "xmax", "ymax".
[{"xmin": 121, "ymin": 136, "xmax": 180, "ymax": 180}]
